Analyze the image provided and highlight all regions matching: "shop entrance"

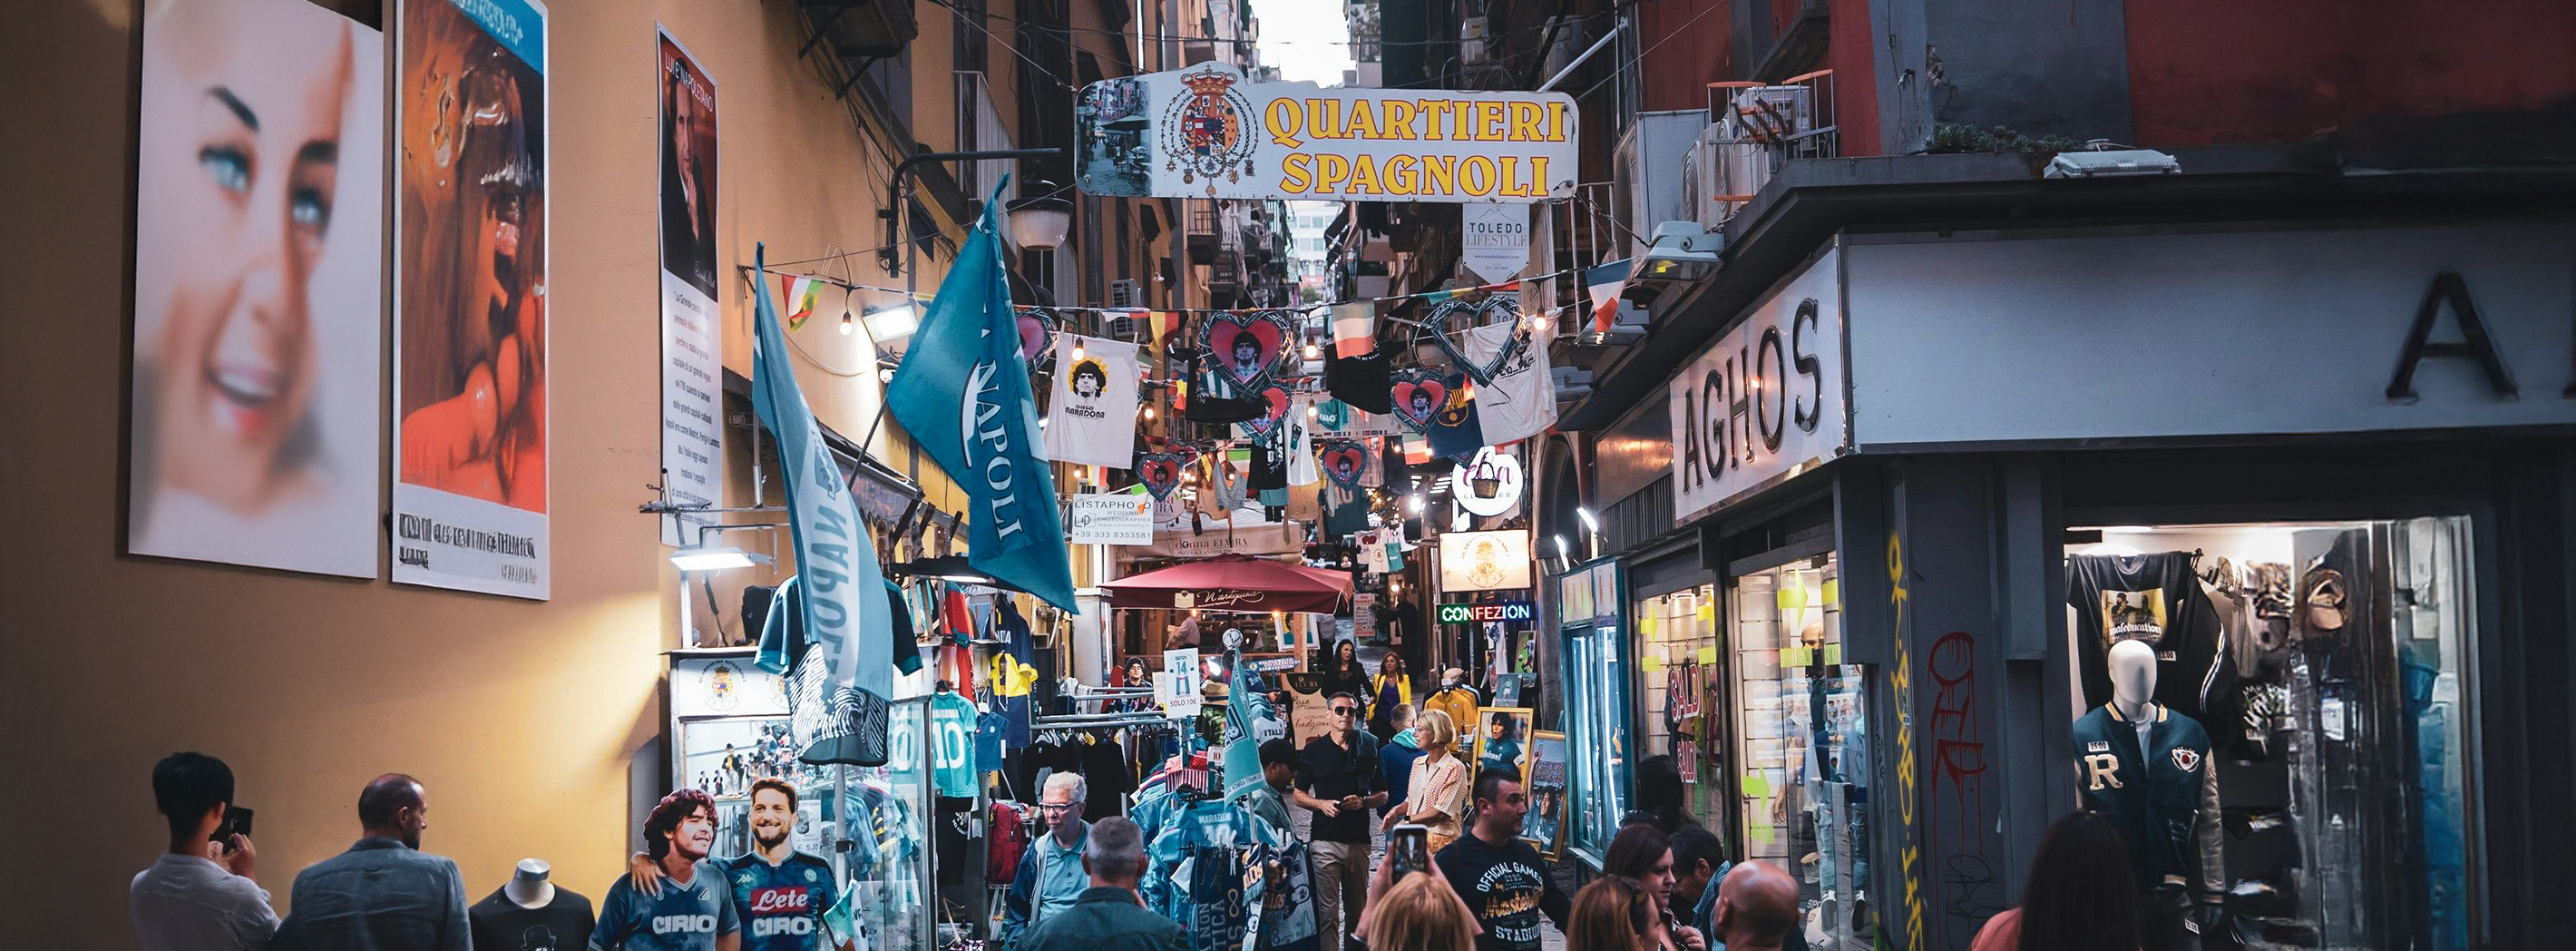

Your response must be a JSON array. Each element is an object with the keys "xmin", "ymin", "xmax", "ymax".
[{"xmin": 2063, "ymin": 519, "xmax": 2476, "ymax": 951}]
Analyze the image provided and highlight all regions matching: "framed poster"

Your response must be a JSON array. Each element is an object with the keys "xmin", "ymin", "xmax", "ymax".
[
  {"xmin": 656, "ymin": 27, "xmax": 721, "ymax": 546},
  {"xmin": 1524, "ymin": 730, "xmax": 1568, "ymax": 858},
  {"xmin": 130, "ymin": 0, "xmax": 385, "ymax": 577},
  {"xmin": 1439, "ymin": 530, "xmax": 1533, "ymax": 593},
  {"xmin": 1471, "ymin": 707, "xmax": 1535, "ymax": 785},
  {"xmin": 392, "ymin": 0, "xmax": 551, "ymax": 598}
]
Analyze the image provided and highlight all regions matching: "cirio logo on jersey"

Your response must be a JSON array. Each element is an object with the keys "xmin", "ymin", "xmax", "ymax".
[{"xmin": 651, "ymin": 915, "xmax": 720, "ymax": 935}]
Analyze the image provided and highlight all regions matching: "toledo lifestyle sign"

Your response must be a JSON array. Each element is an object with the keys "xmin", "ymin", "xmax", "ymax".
[{"xmin": 1667, "ymin": 249, "xmax": 1848, "ymax": 525}]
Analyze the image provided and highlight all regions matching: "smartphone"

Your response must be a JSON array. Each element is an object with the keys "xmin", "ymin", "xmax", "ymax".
[
  {"xmin": 211, "ymin": 806, "xmax": 254, "ymax": 843},
  {"xmin": 1390, "ymin": 823, "xmax": 1429, "ymax": 878}
]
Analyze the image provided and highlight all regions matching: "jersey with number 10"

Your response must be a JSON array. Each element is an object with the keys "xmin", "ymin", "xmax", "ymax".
[{"xmin": 930, "ymin": 691, "xmax": 981, "ymax": 798}]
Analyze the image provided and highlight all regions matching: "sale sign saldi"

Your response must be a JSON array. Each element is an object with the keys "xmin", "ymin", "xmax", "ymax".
[{"xmin": 1076, "ymin": 63, "xmax": 1578, "ymax": 202}]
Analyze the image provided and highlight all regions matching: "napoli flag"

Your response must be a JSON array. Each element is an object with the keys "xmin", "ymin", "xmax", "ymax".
[
  {"xmin": 750, "ymin": 243, "xmax": 895, "ymax": 701},
  {"xmin": 886, "ymin": 187, "xmax": 1078, "ymax": 611}
]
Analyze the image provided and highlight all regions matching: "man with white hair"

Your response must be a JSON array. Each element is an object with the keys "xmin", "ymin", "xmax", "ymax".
[
  {"xmin": 1000, "ymin": 772, "xmax": 1091, "ymax": 946},
  {"xmin": 1014, "ymin": 818, "xmax": 1183, "ymax": 951}
]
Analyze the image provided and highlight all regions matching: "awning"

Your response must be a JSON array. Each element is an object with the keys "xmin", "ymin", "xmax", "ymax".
[{"xmin": 1100, "ymin": 555, "xmax": 1354, "ymax": 613}]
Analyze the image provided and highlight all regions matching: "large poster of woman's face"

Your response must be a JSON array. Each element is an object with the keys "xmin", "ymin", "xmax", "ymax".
[
  {"xmin": 392, "ymin": 0, "xmax": 551, "ymax": 599},
  {"xmin": 130, "ymin": 0, "xmax": 384, "ymax": 577},
  {"xmin": 659, "ymin": 33, "xmax": 717, "ymax": 299}
]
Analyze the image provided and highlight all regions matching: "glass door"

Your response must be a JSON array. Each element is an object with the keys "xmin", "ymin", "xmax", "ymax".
[{"xmin": 1730, "ymin": 554, "xmax": 1869, "ymax": 948}]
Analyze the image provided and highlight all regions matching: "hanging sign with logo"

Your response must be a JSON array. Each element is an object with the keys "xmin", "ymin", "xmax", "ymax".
[
  {"xmin": 1451, "ymin": 446, "xmax": 1524, "ymax": 517},
  {"xmin": 1075, "ymin": 63, "xmax": 1579, "ymax": 202},
  {"xmin": 672, "ymin": 656, "xmax": 789, "ymax": 718},
  {"xmin": 1438, "ymin": 529, "xmax": 1534, "ymax": 593},
  {"xmin": 1460, "ymin": 203, "xmax": 1531, "ymax": 283},
  {"xmin": 1069, "ymin": 493, "xmax": 1156, "ymax": 544}
]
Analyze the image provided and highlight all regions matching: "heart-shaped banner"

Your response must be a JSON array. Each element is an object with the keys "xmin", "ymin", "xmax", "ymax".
[
  {"xmin": 1238, "ymin": 386, "xmax": 1292, "ymax": 440},
  {"xmin": 1390, "ymin": 368, "xmax": 1452, "ymax": 434},
  {"xmin": 1198, "ymin": 309, "xmax": 1294, "ymax": 391},
  {"xmin": 1017, "ymin": 307, "xmax": 1061, "ymax": 364},
  {"xmin": 1318, "ymin": 439, "xmax": 1369, "ymax": 492},
  {"xmin": 1137, "ymin": 451, "xmax": 1195, "ymax": 499},
  {"xmin": 1422, "ymin": 294, "xmax": 1524, "ymax": 386}
]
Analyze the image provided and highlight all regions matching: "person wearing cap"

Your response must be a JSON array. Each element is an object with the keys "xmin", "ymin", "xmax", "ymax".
[{"xmin": 1238, "ymin": 739, "xmax": 1301, "ymax": 838}]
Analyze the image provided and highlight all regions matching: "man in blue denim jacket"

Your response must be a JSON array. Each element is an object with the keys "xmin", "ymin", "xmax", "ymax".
[{"xmin": 272, "ymin": 774, "xmax": 471, "ymax": 951}]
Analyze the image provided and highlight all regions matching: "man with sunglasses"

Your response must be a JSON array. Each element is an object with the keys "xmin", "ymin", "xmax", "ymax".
[
  {"xmin": 1001, "ymin": 773, "xmax": 1092, "ymax": 947},
  {"xmin": 1293, "ymin": 692, "xmax": 1385, "ymax": 951}
]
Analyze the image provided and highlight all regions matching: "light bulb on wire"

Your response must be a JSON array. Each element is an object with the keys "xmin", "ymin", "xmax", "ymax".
[
  {"xmin": 840, "ymin": 310, "xmax": 855, "ymax": 336},
  {"xmin": 1071, "ymin": 340, "xmax": 1087, "ymax": 363}
]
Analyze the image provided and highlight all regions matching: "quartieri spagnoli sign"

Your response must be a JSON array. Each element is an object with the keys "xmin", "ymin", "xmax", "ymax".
[{"xmin": 1076, "ymin": 63, "xmax": 1578, "ymax": 202}]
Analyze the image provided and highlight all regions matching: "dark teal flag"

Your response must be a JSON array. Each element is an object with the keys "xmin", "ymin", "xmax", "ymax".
[
  {"xmin": 749, "ymin": 243, "xmax": 895, "ymax": 702},
  {"xmin": 885, "ymin": 190, "xmax": 1078, "ymax": 610}
]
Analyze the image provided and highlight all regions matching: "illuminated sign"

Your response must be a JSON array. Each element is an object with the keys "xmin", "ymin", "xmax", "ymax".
[{"xmin": 1438, "ymin": 601, "xmax": 1535, "ymax": 623}]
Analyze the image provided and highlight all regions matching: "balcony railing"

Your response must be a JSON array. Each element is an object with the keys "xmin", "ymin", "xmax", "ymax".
[{"xmin": 1689, "ymin": 70, "xmax": 1839, "ymax": 228}]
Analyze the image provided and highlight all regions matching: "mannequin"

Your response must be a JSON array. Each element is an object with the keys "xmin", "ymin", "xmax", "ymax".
[
  {"xmin": 2073, "ymin": 640, "xmax": 2223, "ymax": 951},
  {"xmin": 504, "ymin": 858, "xmax": 554, "ymax": 908},
  {"xmin": 470, "ymin": 857, "xmax": 594, "ymax": 951}
]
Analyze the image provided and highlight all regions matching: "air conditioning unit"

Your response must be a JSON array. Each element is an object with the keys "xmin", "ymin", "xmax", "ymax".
[
  {"xmin": 1109, "ymin": 278, "xmax": 1143, "ymax": 309},
  {"xmin": 1105, "ymin": 311, "xmax": 1139, "ymax": 338},
  {"xmin": 1723, "ymin": 84, "xmax": 1813, "ymax": 143},
  {"xmin": 1683, "ymin": 128, "xmax": 1770, "ymax": 228},
  {"xmin": 1613, "ymin": 112, "xmax": 1705, "ymax": 262}
]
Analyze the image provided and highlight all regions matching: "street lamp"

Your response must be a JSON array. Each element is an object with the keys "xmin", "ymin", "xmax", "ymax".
[
  {"xmin": 1007, "ymin": 191, "xmax": 1074, "ymax": 250},
  {"xmin": 877, "ymin": 148, "xmax": 1068, "ymax": 298}
]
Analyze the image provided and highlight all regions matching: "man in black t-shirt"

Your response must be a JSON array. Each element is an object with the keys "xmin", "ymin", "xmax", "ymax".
[
  {"xmin": 1293, "ymin": 692, "xmax": 1384, "ymax": 951},
  {"xmin": 1439, "ymin": 768, "xmax": 1569, "ymax": 951}
]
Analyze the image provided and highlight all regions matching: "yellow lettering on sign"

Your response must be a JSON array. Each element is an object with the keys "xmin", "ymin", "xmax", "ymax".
[
  {"xmin": 1527, "ymin": 155, "xmax": 1552, "ymax": 196},
  {"xmin": 1508, "ymin": 101, "xmax": 1543, "ymax": 142},
  {"xmin": 1281, "ymin": 153, "xmax": 1313, "ymax": 194},
  {"xmin": 1546, "ymin": 102, "xmax": 1569, "ymax": 142},
  {"xmin": 1383, "ymin": 99, "xmax": 1418, "ymax": 139},
  {"xmin": 1308, "ymin": 98, "xmax": 1344, "ymax": 140},
  {"xmin": 1423, "ymin": 154, "xmax": 1459, "ymax": 195},
  {"xmin": 1461, "ymin": 155, "xmax": 1497, "ymax": 196},
  {"xmin": 1316, "ymin": 153, "xmax": 1352, "ymax": 193},
  {"xmin": 1350, "ymin": 154, "xmax": 1383, "ymax": 195},
  {"xmin": 1416, "ymin": 100, "xmax": 1448, "ymax": 140},
  {"xmin": 1384, "ymin": 155, "xmax": 1419, "ymax": 195},
  {"xmin": 1348, "ymin": 101, "xmax": 1381, "ymax": 140},
  {"xmin": 1495, "ymin": 156, "xmax": 1525, "ymax": 197},
  {"xmin": 1267, "ymin": 98, "xmax": 1305, "ymax": 147},
  {"xmin": 1478, "ymin": 101, "xmax": 1508, "ymax": 141}
]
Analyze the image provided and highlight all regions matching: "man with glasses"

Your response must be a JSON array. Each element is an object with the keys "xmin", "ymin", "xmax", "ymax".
[
  {"xmin": 1001, "ymin": 773, "xmax": 1091, "ymax": 947},
  {"xmin": 1293, "ymin": 692, "xmax": 1385, "ymax": 951}
]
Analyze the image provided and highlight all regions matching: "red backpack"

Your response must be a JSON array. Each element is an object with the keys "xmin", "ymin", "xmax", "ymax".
[{"xmin": 988, "ymin": 800, "xmax": 1033, "ymax": 884}]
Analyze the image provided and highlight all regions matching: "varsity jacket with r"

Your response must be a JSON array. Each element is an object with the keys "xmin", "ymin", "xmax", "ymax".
[{"xmin": 2073, "ymin": 702, "xmax": 2223, "ymax": 902}]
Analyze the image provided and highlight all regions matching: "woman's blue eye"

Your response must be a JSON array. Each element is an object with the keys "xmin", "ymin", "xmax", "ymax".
[
  {"xmin": 199, "ymin": 147, "xmax": 250, "ymax": 193},
  {"xmin": 291, "ymin": 187, "xmax": 332, "ymax": 231}
]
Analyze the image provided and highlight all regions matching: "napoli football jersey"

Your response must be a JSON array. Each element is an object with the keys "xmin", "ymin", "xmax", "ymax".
[
  {"xmin": 588, "ymin": 860, "xmax": 738, "ymax": 951},
  {"xmin": 930, "ymin": 691, "xmax": 981, "ymax": 798},
  {"xmin": 720, "ymin": 852, "xmax": 838, "ymax": 951}
]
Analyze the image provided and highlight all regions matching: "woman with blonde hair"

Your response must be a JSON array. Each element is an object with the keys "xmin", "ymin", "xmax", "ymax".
[
  {"xmin": 1383, "ymin": 708, "xmax": 1471, "ymax": 853},
  {"xmin": 1566, "ymin": 877, "xmax": 1658, "ymax": 951},
  {"xmin": 1362, "ymin": 873, "xmax": 1478, "ymax": 951}
]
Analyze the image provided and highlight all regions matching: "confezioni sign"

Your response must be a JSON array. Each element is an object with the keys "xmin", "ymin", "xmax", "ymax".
[
  {"xmin": 1438, "ymin": 601, "xmax": 1536, "ymax": 623},
  {"xmin": 1666, "ymin": 248, "xmax": 1848, "ymax": 526},
  {"xmin": 1075, "ymin": 62, "xmax": 1578, "ymax": 202}
]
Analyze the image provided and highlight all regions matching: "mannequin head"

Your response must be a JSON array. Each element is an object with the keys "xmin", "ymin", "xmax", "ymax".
[{"xmin": 2107, "ymin": 640, "xmax": 2158, "ymax": 715}]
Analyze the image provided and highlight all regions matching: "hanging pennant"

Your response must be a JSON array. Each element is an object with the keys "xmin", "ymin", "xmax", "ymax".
[
  {"xmin": 1199, "ymin": 309, "xmax": 1295, "ymax": 391},
  {"xmin": 1137, "ymin": 450, "xmax": 1194, "ymax": 499},
  {"xmin": 1389, "ymin": 368, "xmax": 1454, "ymax": 434},
  {"xmin": 1286, "ymin": 397, "xmax": 1321, "ymax": 487},
  {"xmin": 1421, "ymin": 294, "xmax": 1524, "ymax": 386},
  {"xmin": 1318, "ymin": 439, "xmax": 1370, "ymax": 493},
  {"xmin": 1046, "ymin": 334, "xmax": 1144, "ymax": 468},
  {"xmin": 1236, "ymin": 385, "xmax": 1292, "ymax": 441},
  {"xmin": 1425, "ymin": 374, "xmax": 1487, "ymax": 462}
]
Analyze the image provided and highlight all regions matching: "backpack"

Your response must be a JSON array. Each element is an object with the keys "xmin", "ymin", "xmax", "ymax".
[{"xmin": 988, "ymin": 800, "xmax": 1032, "ymax": 884}]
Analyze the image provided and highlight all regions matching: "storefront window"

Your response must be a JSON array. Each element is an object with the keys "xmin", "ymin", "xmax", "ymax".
[
  {"xmin": 840, "ymin": 697, "xmax": 936, "ymax": 951},
  {"xmin": 1560, "ymin": 561, "xmax": 1630, "ymax": 868},
  {"xmin": 2067, "ymin": 520, "xmax": 2476, "ymax": 950},
  {"xmin": 1634, "ymin": 585, "xmax": 1729, "ymax": 822},
  {"xmin": 1731, "ymin": 555, "xmax": 1869, "ymax": 946}
]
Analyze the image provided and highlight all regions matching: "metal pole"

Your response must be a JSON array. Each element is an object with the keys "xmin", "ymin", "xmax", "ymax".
[{"xmin": 1537, "ymin": 26, "xmax": 1619, "ymax": 92}]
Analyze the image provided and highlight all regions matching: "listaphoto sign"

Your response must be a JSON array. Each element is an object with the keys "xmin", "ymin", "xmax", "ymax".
[
  {"xmin": 1074, "ymin": 62, "xmax": 1578, "ymax": 202},
  {"xmin": 1438, "ymin": 601, "xmax": 1535, "ymax": 623}
]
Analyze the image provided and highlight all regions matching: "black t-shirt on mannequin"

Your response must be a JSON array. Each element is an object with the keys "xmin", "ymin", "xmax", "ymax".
[
  {"xmin": 2067, "ymin": 552, "xmax": 2237, "ymax": 722},
  {"xmin": 470, "ymin": 886, "xmax": 594, "ymax": 951}
]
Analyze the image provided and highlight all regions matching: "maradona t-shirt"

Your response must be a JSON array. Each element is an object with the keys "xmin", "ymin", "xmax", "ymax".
[
  {"xmin": 720, "ymin": 852, "xmax": 838, "ymax": 951},
  {"xmin": 589, "ymin": 861, "xmax": 739, "ymax": 951}
]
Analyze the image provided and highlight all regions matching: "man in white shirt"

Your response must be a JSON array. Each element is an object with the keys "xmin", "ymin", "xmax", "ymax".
[{"xmin": 132, "ymin": 752, "xmax": 278, "ymax": 951}]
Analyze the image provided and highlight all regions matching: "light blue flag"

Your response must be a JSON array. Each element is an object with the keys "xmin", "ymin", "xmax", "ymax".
[
  {"xmin": 884, "ymin": 185, "xmax": 1078, "ymax": 611},
  {"xmin": 750, "ymin": 243, "xmax": 894, "ymax": 701},
  {"xmin": 1223, "ymin": 676, "xmax": 1276, "ymax": 802}
]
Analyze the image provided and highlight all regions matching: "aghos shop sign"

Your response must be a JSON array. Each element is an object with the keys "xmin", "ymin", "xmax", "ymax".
[
  {"xmin": 1667, "ymin": 249, "xmax": 1849, "ymax": 525},
  {"xmin": 1075, "ymin": 63, "xmax": 1578, "ymax": 202}
]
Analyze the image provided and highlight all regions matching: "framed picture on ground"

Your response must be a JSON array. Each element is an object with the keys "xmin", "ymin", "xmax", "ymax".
[
  {"xmin": 1524, "ymin": 730, "xmax": 1568, "ymax": 858},
  {"xmin": 1472, "ymin": 707, "xmax": 1536, "ymax": 785}
]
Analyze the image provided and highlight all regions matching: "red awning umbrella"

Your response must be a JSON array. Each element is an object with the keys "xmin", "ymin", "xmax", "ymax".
[{"xmin": 1101, "ymin": 555, "xmax": 1353, "ymax": 613}]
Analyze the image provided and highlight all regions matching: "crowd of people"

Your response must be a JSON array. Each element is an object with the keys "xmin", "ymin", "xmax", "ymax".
[{"xmin": 136, "ymin": 653, "xmax": 2161, "ymax": 951}]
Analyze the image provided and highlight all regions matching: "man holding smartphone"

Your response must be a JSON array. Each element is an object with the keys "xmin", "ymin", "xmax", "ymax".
[
  {"xmin": 1293, "ymin": 692, "xmax": 1385, "ymax": 951},
  {"xmin": 132, "ymin": 752, "xmax": 278, "ymax": 951}
]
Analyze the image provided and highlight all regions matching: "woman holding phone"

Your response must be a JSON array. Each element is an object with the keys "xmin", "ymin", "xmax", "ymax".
[{"xmin": 1385, "ymin": 709, "xmax": 1469, "ymax": 853}]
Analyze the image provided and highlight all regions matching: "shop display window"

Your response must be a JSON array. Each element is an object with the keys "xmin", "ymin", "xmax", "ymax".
[
  {"xmin": 1559, "ymin": 561, "xmax": 1631, "ymax": 868},
  {"xmin": 2065, "ymin": 520, "xmax": 2476, "ymax": 951},
  {"xmin": 1633, "ymin": 585, "xmax": 1730, "ymax": 822},
  {"xmin": 1729, "ymin": 555, "xmax": 1870, "ymax": 948}
]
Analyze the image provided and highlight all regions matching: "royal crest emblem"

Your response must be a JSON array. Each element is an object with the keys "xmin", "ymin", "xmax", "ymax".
[{"xmin": 1160, "ymin": 64, "xmax": 1257, "ymax": 192}]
